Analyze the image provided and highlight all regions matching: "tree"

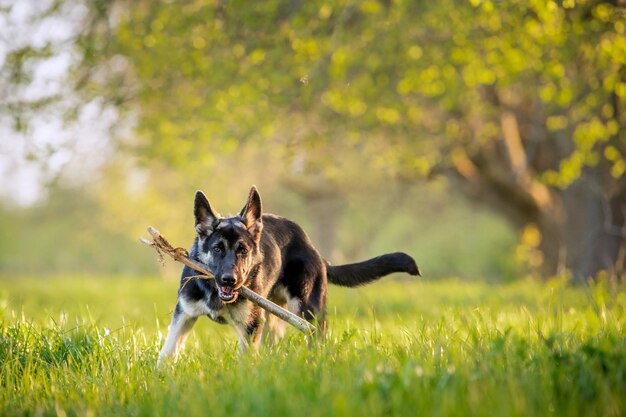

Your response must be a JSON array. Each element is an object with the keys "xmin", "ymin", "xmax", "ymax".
[{"xmin": 11, "ymin": 0, "xmax": 625, "ymax": 279}]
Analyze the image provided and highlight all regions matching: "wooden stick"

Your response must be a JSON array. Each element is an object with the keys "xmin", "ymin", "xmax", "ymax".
[{"xmin": 140, "ymin": 226, "xmax": 316, "ymax": 335}]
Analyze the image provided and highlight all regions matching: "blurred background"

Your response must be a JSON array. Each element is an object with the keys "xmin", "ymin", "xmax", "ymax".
[{"xmin": 0, "ymin": 0, "xmax": 624, "ymax": 283}]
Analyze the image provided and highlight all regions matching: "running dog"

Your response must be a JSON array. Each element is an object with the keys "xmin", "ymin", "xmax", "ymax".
[{"xmin": 158, "ymin": 186, "xmax": 420, "ymax": 364}]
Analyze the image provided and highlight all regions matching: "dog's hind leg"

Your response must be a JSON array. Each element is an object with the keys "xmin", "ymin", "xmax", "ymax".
[
  {"xmin": 299, "ymin": 273, "xmax": 328, "ymax": 340},
  {"xmin": 158, "ymin": 304, "xmax": 198, "ymax": 367},
  {"xmin": 282, "ymin": 255, "xmax": 328, "ymax": 336},
  {"xmin": 261, "ymin": 311, "xmax": 286, "ymax": 346},
  {"xmin": 301, "ymin": 306, "xmax": 326, "ymax": 345},
  {"xmin": 261, "ymin": 288, "xmax": 289, "ymax": 346}
]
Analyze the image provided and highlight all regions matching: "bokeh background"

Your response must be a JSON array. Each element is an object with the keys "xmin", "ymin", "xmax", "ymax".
[{"xmin": 1, "ymin": 0, "xmax": 624, "ymax": 283}]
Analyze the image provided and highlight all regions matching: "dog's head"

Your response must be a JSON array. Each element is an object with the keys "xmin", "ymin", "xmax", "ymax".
[{"xmin": 193, "ymin": 186, "xmax": 263, "ymax": 303}]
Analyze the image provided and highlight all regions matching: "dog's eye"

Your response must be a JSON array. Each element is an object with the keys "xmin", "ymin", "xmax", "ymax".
[
  {"xmin": 240, "ymin": 249, "xmax": 248, "ymax": 256},
  {"xmin": 212, "ymin": 246, "xmax": 222, "ymax": 253}
]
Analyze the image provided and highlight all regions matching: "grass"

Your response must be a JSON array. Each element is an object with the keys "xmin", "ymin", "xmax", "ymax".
[{"xmin": 0, "ymin": 275, "xmax": 625, "ymax": 417}]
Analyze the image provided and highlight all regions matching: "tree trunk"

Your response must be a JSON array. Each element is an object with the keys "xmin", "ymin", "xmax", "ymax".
[
  {"xmin": 446, "ymin": 89, "xmax": 626, "ymax": 282},
  {"xmin": 452, "ymin": 166, "xmax": 626, "ymax": 281},
  {"xmin": 550, "ymin": 177, "xmax": 626, "ymax": 282}
]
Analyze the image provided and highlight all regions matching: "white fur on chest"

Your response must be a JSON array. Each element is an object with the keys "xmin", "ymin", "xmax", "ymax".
[
  {"xmin": 179, "ymin": 295, "xmax": 220, "ymax": 320},
  {"xmin": 179, "ymin": 294, "xmax": 252, "ymax": 326},
  {"xmin": 223, "ymin": 301, "xmax": 252, "ymax": 326}
]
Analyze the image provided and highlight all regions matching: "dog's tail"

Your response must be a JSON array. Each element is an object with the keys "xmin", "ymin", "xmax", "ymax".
[{"xmin": 326, "ymin": 252, "xmax": 420, "ymax": 287}]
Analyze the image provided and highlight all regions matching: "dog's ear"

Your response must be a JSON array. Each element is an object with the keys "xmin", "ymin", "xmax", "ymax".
[
  {"xmin": 194, "ymin": 191, "xmax": 218, "ymax": 235},
  {"xmin": 239, "ymin": 186, "xmax": 263, "ymax": 241}
]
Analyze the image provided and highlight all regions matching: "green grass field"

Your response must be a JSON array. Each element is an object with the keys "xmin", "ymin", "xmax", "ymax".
[{"xmin": 1, "ymin": 276, "xmax": 625, "ymax": 417}]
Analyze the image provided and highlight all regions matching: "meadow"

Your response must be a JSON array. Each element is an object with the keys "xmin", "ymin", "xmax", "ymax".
[{"xmin": 0, "ymin": 275, "xmax": 625, "ymax": 417}]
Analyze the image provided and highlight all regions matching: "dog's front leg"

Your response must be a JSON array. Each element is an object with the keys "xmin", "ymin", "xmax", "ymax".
[{"xmin": 158, "ymin": 304, "xmax": 198, "ymax": 367}]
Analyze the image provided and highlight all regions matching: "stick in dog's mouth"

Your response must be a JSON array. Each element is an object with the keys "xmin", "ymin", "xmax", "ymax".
[{"xmin": 140, "ymin": 226, "xmax": 317, "ymax": 335}]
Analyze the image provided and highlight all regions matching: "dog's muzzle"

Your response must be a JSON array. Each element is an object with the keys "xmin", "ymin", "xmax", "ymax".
[{"xmin": 216, "ymin": 275, "xmax": 238, "ymax": 302}]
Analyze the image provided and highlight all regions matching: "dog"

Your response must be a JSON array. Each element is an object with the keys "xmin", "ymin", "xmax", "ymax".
[{"xmin": 158, "ymin": 186, "xmax": 420, "ymax": 364}]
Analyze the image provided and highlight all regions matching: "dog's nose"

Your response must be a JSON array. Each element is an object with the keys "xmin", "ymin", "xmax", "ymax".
[{"xmin": 221, "ymin": 275, "xmax": 235, "ymax": 286}]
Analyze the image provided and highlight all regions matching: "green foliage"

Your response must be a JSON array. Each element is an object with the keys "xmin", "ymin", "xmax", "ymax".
[
  {"xmin": 84, "ymin": 0, "xmax": 624, "ymax": 279},
  {"xmin": 105, "ymin": 0, "xmax": 625, "ymax": 185},
  {"xmin": 1, "ymin": 276, "xmax": 625, "ymax": 416},
  {"xmin": 2, "ymin": 0, "xmax": 624, "ymax": 280}
]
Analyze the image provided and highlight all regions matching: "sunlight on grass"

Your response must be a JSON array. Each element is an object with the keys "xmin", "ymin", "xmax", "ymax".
[{"xmin": 1, "ymin": 276, "xmax": 625, "ymax": 416}]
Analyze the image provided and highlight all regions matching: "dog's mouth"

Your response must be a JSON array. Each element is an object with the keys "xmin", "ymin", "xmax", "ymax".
[{"xmin": 216, "ymin": 285, "xmax": 238, "ymax": 303}]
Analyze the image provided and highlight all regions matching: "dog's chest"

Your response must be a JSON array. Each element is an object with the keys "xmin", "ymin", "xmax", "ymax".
[
  {"xmin": 178, "ymin": 293, "xmax": 251, "ymax": 326},
  {"xmin": 178, "ymin": 295, "xmax": 221, "ymax": 321}
]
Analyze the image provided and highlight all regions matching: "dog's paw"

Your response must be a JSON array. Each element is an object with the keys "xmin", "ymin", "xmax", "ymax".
[{"xmin": 157, "ymin": 351, "xmax": 174, "ymax": 370}]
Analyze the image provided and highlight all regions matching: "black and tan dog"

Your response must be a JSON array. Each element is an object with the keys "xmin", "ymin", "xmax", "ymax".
[{"xmin": 158, "ymin": 186, "xmax": 420, "ymax": 364}]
